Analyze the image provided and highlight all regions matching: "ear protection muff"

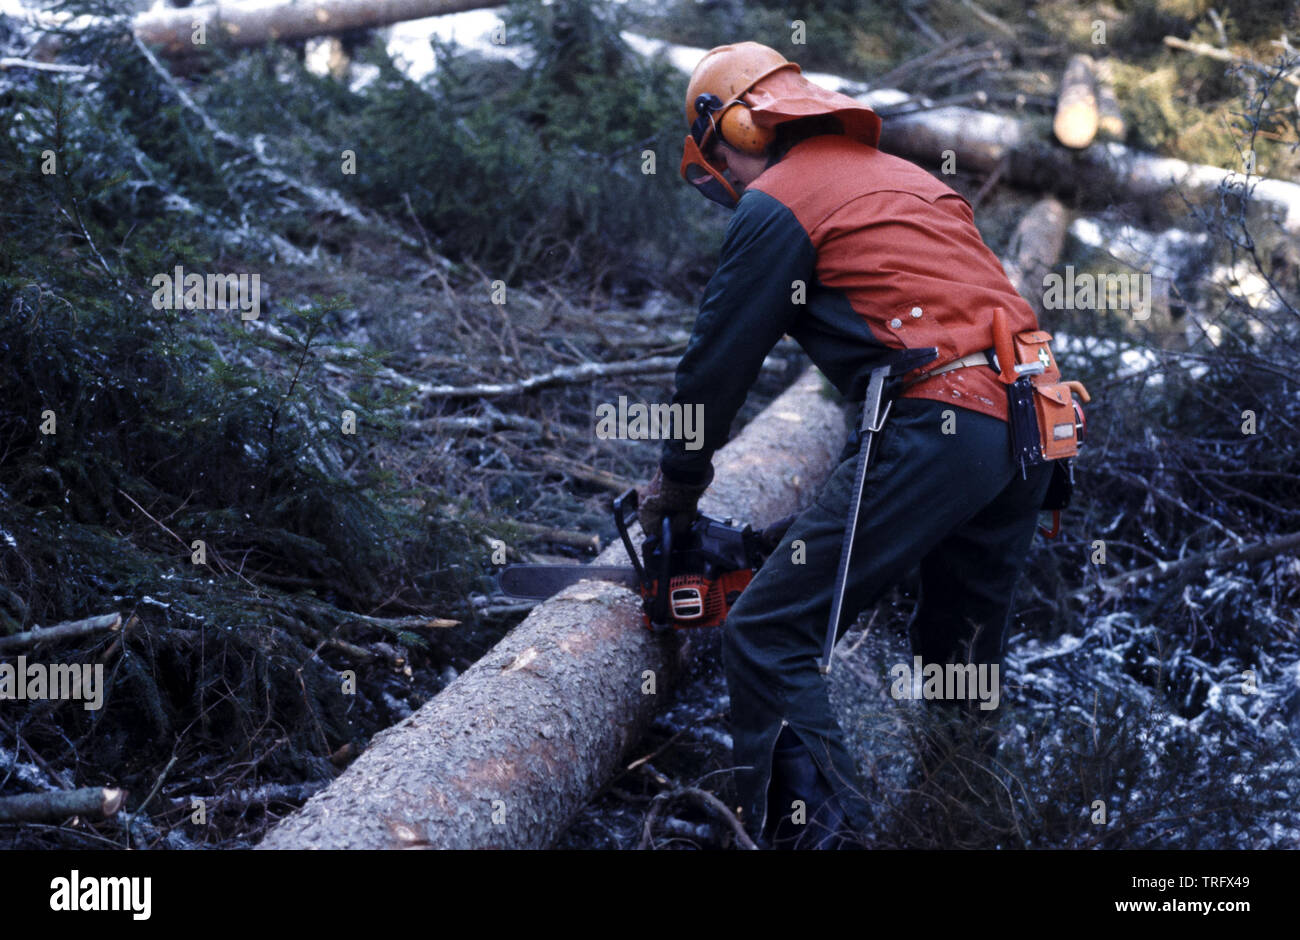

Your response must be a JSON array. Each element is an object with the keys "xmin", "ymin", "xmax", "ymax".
[
  {"xmin": 690, "ymin": 92, "xmax": 774, "ymax": 156},
  {"xmin": 716, "ymin": 97, "xmax": 775, "ymax": 155}
]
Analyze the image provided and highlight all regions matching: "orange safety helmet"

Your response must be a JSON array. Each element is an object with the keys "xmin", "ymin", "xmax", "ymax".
[
  {"xmin": 680, "ymin": 41, "xmax": 883, "ymax": 208},
  {"xmin": 685, "ymin": 42, "xmax": 799, "ymax": 156}
]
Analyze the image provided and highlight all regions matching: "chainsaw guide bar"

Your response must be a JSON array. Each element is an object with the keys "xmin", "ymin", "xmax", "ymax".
[{"xmin": 496, "ymin": 564, "xmax": 639, "ymax": 599}]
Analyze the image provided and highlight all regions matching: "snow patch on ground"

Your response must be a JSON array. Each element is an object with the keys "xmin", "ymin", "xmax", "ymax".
[
  {"xmin": 0, "ymin": 746, "xmax": 53, "ymax": 790},
  {"xmin": 1048, "ymin": 329, "xmax": 1169, "ymax": 382},
  {"xmin": 1070, "ymin": 217, "xmax": 1210, "ymax": 282}
]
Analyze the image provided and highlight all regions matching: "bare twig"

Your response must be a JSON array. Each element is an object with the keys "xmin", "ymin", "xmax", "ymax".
[
  {"xmin": 971, "ymin": 154, "xmax": 1009, "ymax": 209},
  {"xmin": 0, "ymin": 57, "xmax": 92, "ymax": 74},
  {"xmin": 1163, "ymin": 36, "xmax": 1300, "ymax": 88},
  {"xmin": 0, "ymin": 613, "xmax": 121, "ymax": 653},
  {"xmin": 532, "ymin": 452, "xmax": 637, "ymax": 493},
  {"xmin": 135, "ymin": 753, "xmax": 179, "ymax": 819},
  {"xmin": 167, "ymin": 781, "xmax": 326, "ymax": 811},
  {"xmin": 902, "ymin": 5, "xmax": 945, "ymax": 46},
  {"xmin": 957, "ymin": 0, "xmax": 1016, "ymax": 37},
  {"xmin": 415, "ymin": 412, "xmax": 544, "ymax": 435},
  {"xmin": 319, "ymin": 637, "xmax": 378, "ymax": 662},
  {"xmin": 0, "ymin": 786, "xmax": 125, "ymax": 824},
  {"xmin": 870, "ymin": 36, "xmax": 963, "ymax": 89},
  {"xmin": 413, "ymin": 356, "xmax": 680, "ymax": 401},
  {"xmin": 1078, "ymin": 530, "xmax": 1300, "ymax": 598},
  {"xmin": 635, "ymin": 763, "xmax": 758, "ymax": 850},
  {"xmin": 507, "ymin": 521, "xmax": 602, "ymax": 553},
  {"xmin": 676, "ymin": 786, "xmax": 758, "ymax": 850},
  {"xmin": 625, "ymin": 711, "xmax": 726, "ymax": 772}
]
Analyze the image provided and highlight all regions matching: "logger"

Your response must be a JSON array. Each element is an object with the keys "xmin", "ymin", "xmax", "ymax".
[{"xmin": 645, "ymin": 40, "xmax": 1095, "ymax": 850}]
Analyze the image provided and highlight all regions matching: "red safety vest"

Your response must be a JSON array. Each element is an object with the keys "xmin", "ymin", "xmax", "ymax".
[{"xmin": 750, "ymin": 135, "xmax": 1039, "ymax": 422}]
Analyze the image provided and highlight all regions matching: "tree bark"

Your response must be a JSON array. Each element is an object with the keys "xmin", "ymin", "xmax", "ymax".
[
  {"xmin": 135, "ymin": 0, "xmax": 500, "ymax": 56},
  {"xmin": 0, "ymin": 786, "xmax": 125, "ymax": 824},
  {"xmin": 1093, "ymin": 58, "xmax": 1127, "ymax": 140},
  {"xmin": 258, "ymin": 367, "xmax": 848, "ymax": 849}
]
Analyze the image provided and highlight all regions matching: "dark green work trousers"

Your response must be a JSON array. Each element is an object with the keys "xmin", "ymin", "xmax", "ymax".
[{"xmin": 721, "ymin": 395, "xmax": 1053, "ymax": 840}]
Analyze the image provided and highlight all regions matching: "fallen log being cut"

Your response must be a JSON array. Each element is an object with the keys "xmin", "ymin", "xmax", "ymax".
[
  {"xmin": 259, "ymin": 367, "xmax": 847, "ymax": 849},
  {"xmin": 261, "ymin": 192, "xmax": 1073, "ymax": 850}
]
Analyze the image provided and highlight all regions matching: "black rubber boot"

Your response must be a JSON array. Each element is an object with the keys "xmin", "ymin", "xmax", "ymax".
[{"xmin": 762, "ymin": 728, "xmax": 863, "ymax": 850}]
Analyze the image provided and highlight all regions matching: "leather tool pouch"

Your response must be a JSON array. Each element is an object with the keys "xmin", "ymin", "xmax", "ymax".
[
  {"xmin": 1013, "ymin": 329, "xmax": 1059, "ymax": 380},
  {"xmin": 1034, "ymin": 381, "xmax": 1081, "ymax": 461},
  {"xmin": 992, "ymin": 310, "xmax": 1089, "ymax": 478}
]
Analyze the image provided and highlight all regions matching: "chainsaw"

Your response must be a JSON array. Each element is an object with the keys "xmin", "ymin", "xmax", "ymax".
[{"xmin": 496, "ymin": 488, "xmax": 785, "ymax": 632}]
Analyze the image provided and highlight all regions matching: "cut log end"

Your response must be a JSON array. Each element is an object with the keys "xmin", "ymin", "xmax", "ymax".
[
  {"xmin": 100, "ymin": 787, "xmax": 126, "ymax": 818},
  {"xmin": 1054, "ymin": 55, "xmax": 1100, "ymax": 150}
]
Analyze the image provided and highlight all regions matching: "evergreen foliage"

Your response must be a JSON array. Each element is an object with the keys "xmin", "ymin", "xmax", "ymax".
[{"xmin": 0, "ymin": 5, "xmax": 496, "ymax": 846}]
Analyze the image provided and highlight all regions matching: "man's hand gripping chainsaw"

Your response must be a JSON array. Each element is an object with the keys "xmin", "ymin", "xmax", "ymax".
[{"xmin": 496, "ymin": 489, "xmax": 792, "ymax": 632}]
